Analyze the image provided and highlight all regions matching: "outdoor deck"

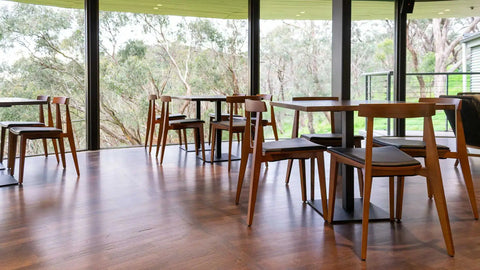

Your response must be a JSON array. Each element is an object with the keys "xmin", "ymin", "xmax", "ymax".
[{"xmin": 0, "ymin": 142, "xmax": 479, "ymax": 269}]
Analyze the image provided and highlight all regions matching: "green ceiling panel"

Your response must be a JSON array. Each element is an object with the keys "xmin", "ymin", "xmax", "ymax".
[{"xmin": 7, "ymin": 0, "xmax": 480, "ymax": 20}]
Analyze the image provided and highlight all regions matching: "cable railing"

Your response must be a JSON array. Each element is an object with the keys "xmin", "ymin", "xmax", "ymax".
[{"xmin": 363, "ymin": 71, "xmax": 480, "ymax": 135}]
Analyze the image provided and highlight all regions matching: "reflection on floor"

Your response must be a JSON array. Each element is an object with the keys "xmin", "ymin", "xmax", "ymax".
[{"xmin": 0, "ymin": 141, "xmax": 479, "ymax": 269}]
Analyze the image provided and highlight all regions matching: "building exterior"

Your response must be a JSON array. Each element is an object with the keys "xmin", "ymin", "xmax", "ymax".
[{"xmin": 463, "ymin": 32, "xmax": 480, "ymax": 92}]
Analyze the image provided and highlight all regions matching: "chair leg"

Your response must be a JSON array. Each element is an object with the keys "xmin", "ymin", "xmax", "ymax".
[
  {"xmin": 327, "ymin": 156, "xmax": 339, "ymax": 223},
  {"xmin": 426, "ymin": 178, "xmax": 433, "ymax": 199},
  {"xmin": 208, "ymin": 122, "xmax": 212, "ymax": 145},
  {"xmin": 52, "ymin": 139, "xmax": 59, "ymax": 163},
  {"xmin": 177, "ymin": 130, "xmax": 182, "ymax": 147},
  {"xmin": 210, "ymin": 127, "xmax": 216, "ymax": 163},
  {"xmin": 155, "ymin": 123, "xmax": 163, "ymax": 158},
  {"xmin": 148, "ymin": 121, "xmax": 156, "ymax": 154},
  {"xmin": 7, "ymin": 132, "xmax": 18, "ymax": 176},
  {"xmin": 18, "ymin": 136, "xmax": 27, "ymax": 185},
  {"xmin": 183, "ymin": 128, "xmax": 188, "ymax": 151},
  {"xmin": 357, "ymin": 168, "xmax": 364, "ymax": 198},
  {"xmin": 389, "ymin": 176, "xmax": 395, "ymax": 221},
  {"xmin": 228, "ymin": 130, "xmax": 234, "ymax": 172},
  {"xmin": 198, "ymin": 126, "xmax": 206, "ymax": 163},
  {"xmin": 428, "ymin": 169, "xmax": 455, "ymax": 257},
  {"xmin": 454, "ymin": 159, "xmax": 459, "ymax": 167},
  {"xmin": 58, "ymin": 137, "xmax": 66, "ymax": 169},
  {"xmin": 193, "ymin": 128, "xmax": 199, "ymax": 155},
  {"xmin": 316, "ymin": 153, "xmax": 328, "ymax": 220},
  {"xmin": 299, "ymin": 159, "xmax": 307, "ymax": 202},
  {"xmin": 67, "ymin": 134, "xmax": 80, "ymax": 176},
  {"xmin": 396, "ymin": 176, "xmax": 405, "ymax": 221},
  {"xmin": 0, "ymin": 127, "xmax": 5, "ymax": 164},
  {"xmin": 42, "ymin": 138, "xmax": 48, "ymax": 157},
  {"xmin": 246, "ymin": 153, "xmax": 263, "ymax": 226},
  {"xmin": 236, "ymin": 133, "xmax": 250, "ymax": 204},
  {"xmin": 310, "ymin": 158, "xmax": 315, "ymax": 201},
  {"xmin": 458, "ymin": 152, "xmax": 479, "ymax": 219},
  {"xmin": 159, "ymin": 126, "xmax": 169, "ymax": 164},
  {"xmin": 361, "ymin": 172, "xmax": 373, "ymax": 260},
  {"xmin": 145, "ymin": 107, "xmax": 152, "ymax": 148},
  {"xmin": 285, "ymin": 159, "xmax": 293, "ymax": 184}
]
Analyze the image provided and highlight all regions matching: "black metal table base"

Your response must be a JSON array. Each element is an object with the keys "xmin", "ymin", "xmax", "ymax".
[
  {"xmin": 179, "ymin": 143, "xmax": 211, "ymax": 153},
  {"xmin": 308, "ymin": 198, "xmax": 390, "ymax": 223},
  {"xmin": 0, "ymin": 173, "xmax": 18, "ymax": 187},
  {"xmin": 203, "ymin": 153, "xmax": 240, "ymax": 163}
]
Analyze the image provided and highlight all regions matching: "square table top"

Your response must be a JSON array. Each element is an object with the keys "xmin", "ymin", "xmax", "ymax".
[
  {"xmin": 271, "ymin": 99, "xmax": 455, "ymax": 112},
  {"xmin": 172, "ymin": 95, "xmax": 226, "ymax": 102},
  {"xmin": 0, "ymin": 98, "xmax": 48, "ymax": 107}
]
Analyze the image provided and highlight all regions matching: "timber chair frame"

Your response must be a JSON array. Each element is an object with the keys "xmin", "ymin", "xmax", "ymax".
[
  {"xmin": 373, "ymin": 97, "xmax": 478, "ymax": 220},
  {"xmin": 210, "ymin": 95, "xmax": 262, "ymax": 171},
  {"xmin": 450, "ymin": 93, "xmax": 480, "ymax": 162},
  {"xmin": 327, "ymin": 103, "xmax": 454, "ymax": 260},
  {"xmin": 145, "ymin": 94, "xmax": 186, "ymax": 154},
  {"xmin": 285, "ymin": 96, "xmax": 364, "ymax": 199},
  {"xmin": 7, "ymin": 97, "xmax": 80, "ymax": 184},
  {"xmin": 156, "ymin": 96, "xmax": 206, "ymax": 164},
  {"xmin": 256, "ymin": 94, "xmax": 279, "ymax": 141},
  {"xmin": 207, "ymin": 93, "xmax": 245, "ymax": 145},
  {"xmin": 0, "ymin": 95, "xmax": 59, "ymax": 164},
  {"xmin": 236, "ymin": 99, "xmax": 327, "ymax": 226}
]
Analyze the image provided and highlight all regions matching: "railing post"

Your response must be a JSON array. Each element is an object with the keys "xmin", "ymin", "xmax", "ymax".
[{"xmin": 387, "ymin": 71, "xmax": 392, "ymax": 135}]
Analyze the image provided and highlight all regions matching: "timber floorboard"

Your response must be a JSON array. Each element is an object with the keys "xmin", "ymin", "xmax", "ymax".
[{"xmin": 0, "ymin": 141, "xmax": 479, "ymax": 269}]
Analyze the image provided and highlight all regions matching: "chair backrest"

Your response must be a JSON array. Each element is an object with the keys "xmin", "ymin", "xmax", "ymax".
[
  {"xmin": 36, "ymin": 95, "xmax": 53, "ymax": 127},
  {"xmin": 225, "ymin": 95, "xmax": 261, "ymax": 120},
  {"xmin": 292, "ymin": 96, "xmax": 339, "ymax": 132},
  {"xmin": 159, "ymin": 95, "xmax": 173, "ymax": 126},
  {"xmin": 359, "ymin": 102, "xmax": 437, "ymax": 165},
  {"xmin": 51, "ymin": 97, "xmax": 73, "ymax": 135},
  {"xmin": 441, "ymin": 94, "xmax": 480, "ymax": 147},
  {"xmin": 244, "ymin": 99, "xmax": 268, "ymax": 150}
]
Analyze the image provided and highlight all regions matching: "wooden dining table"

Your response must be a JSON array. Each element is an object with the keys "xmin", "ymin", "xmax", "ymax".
[
  {"xmin": 0, "ymin": 97, "xmax": 48, "ymax": 186},
  {"xmin": 172, "ymin": 95, "xmax": 239, "ymax": 162},
  {"xmin": 271, "ymin": 99, "xmax": 457, "ymax": 222}
]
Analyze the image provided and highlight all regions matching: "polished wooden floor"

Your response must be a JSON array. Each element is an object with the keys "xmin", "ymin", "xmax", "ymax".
[{"xmin": 0, "ymin": 142, "xmax": 479, "ymax": 269}]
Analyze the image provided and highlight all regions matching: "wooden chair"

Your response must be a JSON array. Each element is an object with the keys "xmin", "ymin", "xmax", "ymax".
[
  {"xmin": 236, "ymin": 99, "xmax": 327, "ymax": 226},
  {"xmin": 210, "ymin": 95, "xmax": 262, "ymax": 171},
  {"xmin": 0, "ymin": 95, "xmax": 59, "ymax": 164},
  {"xmin": 7, "ymin": 97, "xmax": 80, "ymax": 184},
  {"xmin": 256, "ymin": 94, "xmax": 279, "ymax": 141},
  {"xmin": 145, "ymin": 94, "xmax": 186, "ymax": 153},
  {"xmin": 286, "ymin": 96, "xmax": 364, "ymax": 198},
  {"xmin": 156, "ymin": 96, "xmax": 206, "ymax": 164},
  {"xmin": 327, "ymin": 103, "xmax": 454, "ymax": 260},
  {"xmin": 207, "ymin": 93, "xmax": 245, "ymax": 145},
  {"xmin": 446, "ymin": 93, "xmax": 480, "ymax": 163},
  {"xmin": 373, "ymin": 97, "xmax": 478, "ymax": 219}
]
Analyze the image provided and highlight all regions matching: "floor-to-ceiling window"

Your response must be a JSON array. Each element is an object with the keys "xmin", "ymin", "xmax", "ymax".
[
  {"xmin": 98, "ymin": 3, "xmax": 248, "ymax": 147},
  {"xmin": 0, "ymin": 0, "xmax": 86, "ymax": 153}
]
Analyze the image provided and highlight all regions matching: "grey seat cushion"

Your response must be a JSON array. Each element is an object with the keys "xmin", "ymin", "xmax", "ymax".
[
  {"xmin": 208, "ymin": 113, "xmax": 242, "ymax": 118},
  {"xmin": 373, "ymin": 136, "xmax": 449, "ymax": 150},
  {"xmin": 211, "ymin": 119, "xmax": 246, "ymax": 128},
  {"xmin": 441, "ymin": 95, "xmax": 480, "ymax": 148},
  {"xmin": 155, "ymin": 114, "xmax": 186, "ymax": 121},
  {"xmin": 0, "ymin": 121, "xmax": 44, "ymax": 128},
  {"xmin": 301, "ymin": 133, "xmax": 363, "ymax": 145},
  {"xmin": 263, "ymin": 138, "xmax": 326, "ymax": 152},
  {"xmin": 169, "ymin": 119, "xmax": 204, "ymax": 125},
  {"xmin": 9, "ymin": 126, "xmax": 62, "ymax": 135},
  {"xmin": 328, "ymin": 146, "xmax": 420, "ymax": 167}
]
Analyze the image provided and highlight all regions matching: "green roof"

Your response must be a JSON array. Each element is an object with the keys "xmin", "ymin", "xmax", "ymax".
[{"xmin": 8, "ymin": 0, "xmax": 480, "ymax": 20}]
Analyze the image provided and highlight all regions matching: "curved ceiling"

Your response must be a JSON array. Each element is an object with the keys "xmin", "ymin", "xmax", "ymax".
[{"xmin": 8, "ymin": 0, "xmax": 480, "ymax": 20}]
